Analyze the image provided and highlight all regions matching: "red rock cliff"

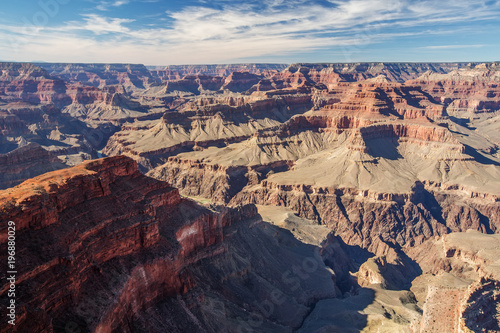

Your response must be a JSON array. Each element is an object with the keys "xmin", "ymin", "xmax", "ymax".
[{"xmin": 0, "ymin": 156, "xmax": 258, "ymax": 333}]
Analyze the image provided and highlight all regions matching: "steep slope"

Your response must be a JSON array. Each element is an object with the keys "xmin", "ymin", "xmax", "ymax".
[
  {"xmin": 407, "ymin": 63, "xmax": 500, "ymax": 163},
  {"xmin": 146, "ymin": 73, "xmax": 500, "ymax": 264},
  {"xmin": 0, "ymin": 156, "xmax": 245, "ymax": 332},
  {"xmin": 0, "ymin": 156, "xmax": 359, "ymax": 333},
  {"xmin": 286, "ymin": 62, "xmax": 479, "ymax": 83},
  {"xmin": 2, "ymin": 61, "xmax": 500, "ymax": 332},
  {"xmin": 0, "ymin": 143, "xmax": 66, "ymax": 190},
  {"xmin": 0, "ymin": 63, "xmax": 70, "ymax": 106},
  {"xmin": 35, "ymin": 63, "xmax": 157, "ymax": 90},
  {"xmin": 104, "ymin": 91, "xmax": 313, "ymax": 169},
  {"xmin": 150, "ymin": 64, "xmax": 287, "ymax": 80},
  {"xmin": 63, "ymin": 84, "xmax": 152, "ymax": 123},
  {"xmin": 403, "ymin": 230, "xmax": 500, "ymax": 333},
  {"xmin": 406, "ymin": 62, "xmax": 500, "ymax": 113},
  {"xmin": 2, "ymin": 159, "xmax": 500, "ymax": 332},
  {"xmin": 0, "ymin": 62, "xmax": 166, "ymax": 170}
]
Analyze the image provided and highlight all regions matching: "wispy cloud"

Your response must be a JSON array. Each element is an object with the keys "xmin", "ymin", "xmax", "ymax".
[
  {"xmin": 0, "ymin": 0, "xmax": 499, "ymax": 64},
  {"xmin": 420, "ymin": 44, "xmax": 486, "ymax": 50},
  {"xmin": 96, "ymin": 0, "xmax": 131, "ymax": 11},
  {"xmin": 81, "ymin": 14, "xmax": 134, "ymax": 34}
]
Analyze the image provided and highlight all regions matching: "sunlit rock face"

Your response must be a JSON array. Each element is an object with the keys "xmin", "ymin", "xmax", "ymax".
[{"xmin": 1, "ymin": 61, "xmax": 500, "ymax": 332}]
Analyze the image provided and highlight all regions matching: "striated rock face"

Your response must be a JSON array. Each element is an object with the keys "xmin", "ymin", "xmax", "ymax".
[
  {"xmin": 103, "ymin": 92, "xmax": 313, "ymax": 169},
  {"xmin": 65, "ymin": 84, "xmax": 128, "ymax": 105},
  {"xmin": 151, "ymin": 63, "xmax": 288, "ymax": 78},
  {"xmin": 145, "ymin": 74, "xmax": 499, "ymax": 258},
  {"xmin": 63, "ymin": 84, "xmax": 150, "ymax": 123},
  {"xmin": 36, "ymin": 63, "xmax": 158, "ymax": 90},
  {"xmin": 407, "ymin": 62, "xmax": 500, "ymax": 113},
  {"xmin": 142, "ymin": 64, "xmax": 500, "ymax": 257},
  {"xmin": 150, "ymin": 157, "xmax": 293, "ymax": 203},
  {"xmin": 461, "ymin": 280, "xmax": 500, "ymax": 332},
  {"xmin": 282, "ymin": 62, "xmax": 479, "ymax": 83},
  {"xmin": 0, "ymin": 63, "xmax": 70, "ymax": 106},
  {"xmin": 222, "ymin": 71, "xmax": 263, "ymax": 92},
  {"xmin": 2, "ymin": 61, "xmax": 500, "ymax": 331},
  {"xmin": 0, "ymin": 143, "xmax": 66, "ymax": 190},
  {"xmin": 162, "ymin": 74, "xmax": 226, "ymax": 94},
  {"xmin": 253, "ymin": 62, "xmax": 476, "ymax": 93},
  {"xmin": 402, "ymin": 230, "xmax": 500, "ymax": 332},
  {"xmin": 0, "ymin": 62, "xmax": 161, "ymax": 170},
  {"xmin": 0, "ymin": 156, "xmax": 244, "ymax": 331},
  {"xmin": 0, "ymin": 156, "xmax": 357, "ymax": 333}
]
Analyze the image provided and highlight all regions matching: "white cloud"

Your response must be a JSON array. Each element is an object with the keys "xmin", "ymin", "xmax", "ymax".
[
  {"xmin": 420, "ymin": 44, "xmax": 486, "ymax": 50},
  {"xmin": 96, "ymin": 0, "xmax": 131, "ymax": 11},
  {"xmin": 81, "ymin": 14, "xmax": 134, "ymax": 34},
  {"xmin": 113, "ymin": 0, "xmax": 130, "ymax": 6},
  {"xmin": 0, "ymin": 0, "xmax": 499, "ymax": 64}
]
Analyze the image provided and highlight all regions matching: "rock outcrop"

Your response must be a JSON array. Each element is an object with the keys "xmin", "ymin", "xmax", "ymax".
[
  {"xmin": 35, "ymin": 63, "xmax": 157, "ymax": 90},
  {"xmin": 402, "ymin": 230, "xmax": 500, "ymax": 332},
  {"xmin": 151, "ymin": 63, "xmax": 287, "ymax": 79},
  {"xmin": 0, "ymin": 62, "xmax": 161, "ymax": 171},
  {"xmin": 103, "ymin": 92, "xmax": 312, "ymax": 169},
  {"xmin": 282, "ymin": 62, "xmax": 479, "ymax": 84},
  {"xmin": 0, "ymin": 156, "xmax": 241, "ymax": 331},
  {"xmin": 0, "ymin": 63, "xmax": 70, "ymax": 106},
  {"xmin": 0, "ymin": 143, "xmax": 66, "ymax": 190},
  {"xmin": 0, "ymin": 156, "xmax": 357, "ymax": 332},
  {"xmin": 2, "ymin": 61, "xmax": 500, "ymax": 332},
  {"xmin": 407, "ymin": 62, "xmax": 500, "ymax": 114},
  {"xmin": 143, "ymin": 65, "xmax": 500, "ymax": 258}
]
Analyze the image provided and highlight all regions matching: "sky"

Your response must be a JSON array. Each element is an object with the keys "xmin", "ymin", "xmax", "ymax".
[{"xmin": 0, "ymin": 0, "xmax": 499, "ymax": 65}]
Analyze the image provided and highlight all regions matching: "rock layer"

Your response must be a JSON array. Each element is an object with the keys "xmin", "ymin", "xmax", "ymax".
[
  {"xmin": 0, "ymin": 156, "xmax": 360, "ymax": 333},
  {"xmin": 2, "ymin": 61, "xmax": 500, "ymax": 332},
  {"xmin": 0, "ymin": 143, "xmax": 66, "ymax": 190},
  {"xmin": 0, "ymin": 156, "xmax": 262, "ymax": 332}
]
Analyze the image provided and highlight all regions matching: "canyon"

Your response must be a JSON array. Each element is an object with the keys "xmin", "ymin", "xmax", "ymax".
[{"xmin": 1, "ymin": 61, "xmax": 500, "ymax": 332}]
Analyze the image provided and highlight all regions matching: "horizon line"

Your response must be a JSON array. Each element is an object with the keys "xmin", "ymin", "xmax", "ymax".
[{"xmin": 1, "ymin": 60, "xmax": 500, "ymax": 67}]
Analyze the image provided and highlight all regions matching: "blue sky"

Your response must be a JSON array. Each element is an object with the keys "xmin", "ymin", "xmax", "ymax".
[{"xmin": 0, "ymin": 0, "xmax": 499, "ymax": 65}]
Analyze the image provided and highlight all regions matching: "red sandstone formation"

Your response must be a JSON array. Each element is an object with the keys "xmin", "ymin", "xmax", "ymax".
[
  {"xmin": 406, "ymin": 62, "xmax": 500, "ymax": 114},
  {"xmin": 65, "ymin": 84, "xmax": 128, "ymax": 105},
  {"xmin": 36, "ymin": 63, "xmax": 157, "ymax": 90},
  {"xmin": 0, "ymin": 156, "xmax": 258, "ymax": 332},
  {"xmin": 144, "ymin": 65, "xmax": 500, "ymax": 272},
  {"xmin": 0, "ymin": 63, "xmax": 70, "ymax": 106},
  {"xmin": 282, "ymin": 62, "xmax": 478, "ymax": 84},
  {"xmin": 0, "ymin": 156, "xmax": 355, "ymax": 332},
  {"xmin": 162, "ymin": 74, "xmax": 226, "ymax": 94},
  {"xmin": 152, "ymin": 63, "xmax": 287, "ymax": 78},
  {"xmin": 0, "ymin": 143, "xmax": 66, "ymax": 190},
  {"xmin": 2, "ymin": 61, "xmax": 500, "ymax": 332},
  {"xmin": 103, "ymin": 92, "xmax": 313, "ymax": 168},
  {"xmin": 0, "ymin": 63, "xmax": 156, "ymax": 167},
  {"xmin": 221, "ymin": 71, "xmax": 262, "ymax": 92}
]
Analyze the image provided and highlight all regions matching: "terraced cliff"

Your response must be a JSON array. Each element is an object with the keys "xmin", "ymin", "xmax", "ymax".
[
  {"xmin": 0, "ymin": 156, "xmax": 361, "ymax": 332},
  {"xmin": 2, "ymin": 61, "xmax": 500, "ymax": 332}
]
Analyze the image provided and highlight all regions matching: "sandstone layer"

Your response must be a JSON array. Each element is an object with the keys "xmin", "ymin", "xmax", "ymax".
[
  {"xmin": 2, "ymin": 61, "xmax": 500, "ymax": 332},
  {"xmin": 0, "ymin": 143, "xmax": 66, "ymax": 189},
  {"xmin": 0, "ymin": 156, "xmax": 363, "ymax": 332}
]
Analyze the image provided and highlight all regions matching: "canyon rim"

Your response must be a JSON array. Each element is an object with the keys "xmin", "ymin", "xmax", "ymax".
[
  {"xmin": 1, "ymin": 0, "xmax": 500, "ymax": 332},
  {"xmin": 0, "ymin": 61, "xmax": 500, "ymax": 332}
]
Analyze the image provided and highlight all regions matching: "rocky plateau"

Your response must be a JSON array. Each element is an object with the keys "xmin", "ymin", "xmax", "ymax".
[{"xmin": 1, "ymin": 61, "xmax": 500, "ymax": 332}]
